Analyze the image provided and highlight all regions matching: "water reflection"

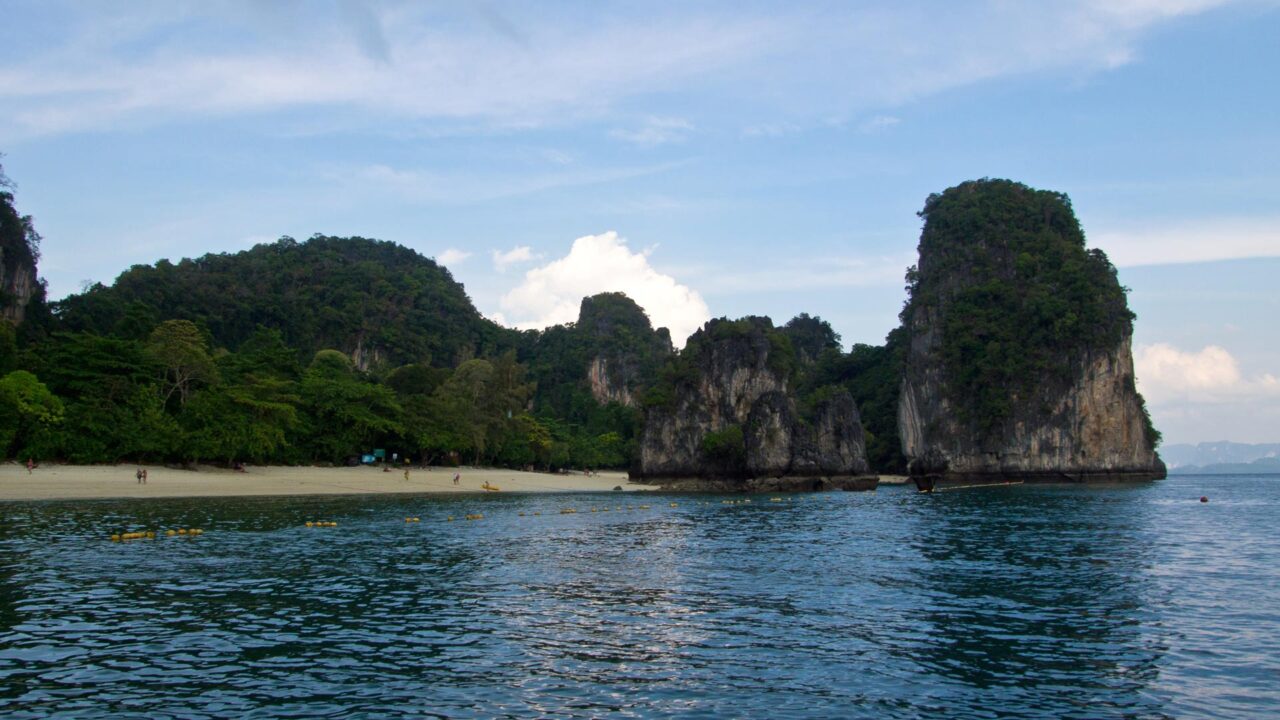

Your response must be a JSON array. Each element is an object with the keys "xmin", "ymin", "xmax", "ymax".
[{"xmin": 905, "ymin": 486, "xmax": 1171, "ymax": 717}]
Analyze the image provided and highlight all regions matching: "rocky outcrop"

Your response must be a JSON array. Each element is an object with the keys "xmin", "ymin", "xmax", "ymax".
[
  {"xmin": 1, "ymin": 188, "xmax": 40, "ymax": 326},
  {"xmin": 0, "ymin": 252, "xmax": 37, "ymax": 325},
  {"xmin": 577, "ymin": 292, "xmax": 672, "ymax": 407},
  {"xmin": 897, "ymin": 179, "xmax": 1164, "ymax": 487},
  {"xmin": 900, "ymin": 332, "xmax": 1165, "ymax": 485},
  {"xmin": 588, "ymin": 356, "xmax": 635, "ymax": 406},
  {"xmin": 637, "ymin": 317, "xmax": 877, "ymax": 491}
]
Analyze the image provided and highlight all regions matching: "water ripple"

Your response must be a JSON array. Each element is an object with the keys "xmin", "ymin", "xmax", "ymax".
[{"xmin": 1, "ymin": 477, "xmax": 1278, "ymax": 717}]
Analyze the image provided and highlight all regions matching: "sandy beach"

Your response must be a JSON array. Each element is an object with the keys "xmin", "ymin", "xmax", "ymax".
[{"xmin": 0, "ymin": 463, "xmax": 658, "ymax": 501}]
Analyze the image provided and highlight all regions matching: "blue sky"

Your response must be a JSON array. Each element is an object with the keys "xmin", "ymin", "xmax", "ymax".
[{"xmin": 1, "ymin": 0, "xmax": 1277, "ymax": 444}]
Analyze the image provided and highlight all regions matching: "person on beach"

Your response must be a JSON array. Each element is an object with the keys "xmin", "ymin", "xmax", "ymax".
[
  {"xmin": 453, "ymin": 472, "xmax": 460, "ymax": 486},
  {"xmin": 136, "ymin": 468, "xmax": 143, "ymax": 484},
  {"xmin": 403, "ymin": 468, "xmax": 410, "ymax": 482},
  {"xmin": 141, "ymin": 468, "xmax": 148, "ymax": 484},
  {"xmin": 27, "ymin": 458, "xmax": 33, "ymax": 474}
]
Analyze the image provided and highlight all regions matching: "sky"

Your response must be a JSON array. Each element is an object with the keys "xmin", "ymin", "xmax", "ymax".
[{"xmin": 1, "ymin": 0, "xmax": 1277, "ymax": 445}]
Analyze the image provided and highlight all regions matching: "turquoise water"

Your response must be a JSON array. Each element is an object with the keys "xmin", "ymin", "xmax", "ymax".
[{"xmin": 1, "ymin": 475, "xmax": 1277, "ymax": 718}]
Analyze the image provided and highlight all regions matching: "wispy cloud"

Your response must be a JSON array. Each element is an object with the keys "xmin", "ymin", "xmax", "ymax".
[
  {"xmin": 610, "ymin": 116, "xmax": 694, "ymax": 146},
  {"xmin": 858, "ymin": 115, "xmax": 900, "ymax": 133},
  {"xmin": 693, "ymin": 252, "xmax": 915, "ymax": 296},
  {"xmin": 0, "ymin": 1, "xmax": 1240, "ymax": 140},
  {"xmin": 1093, "ymin": 217, "xmax": 1280, "ymax": 267},
  {"xmin": 348, "ymin": 159, "xmax": 690, "ymax": 205}
]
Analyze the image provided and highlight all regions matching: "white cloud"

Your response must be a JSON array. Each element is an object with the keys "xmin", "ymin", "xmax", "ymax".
[
  {"xmin": 1135, "ymin": 343, "xmax": 1280, "ymax": 405},
  {"xmin": 858, "ymin": 115, "xmax": 900, "ymax": 133},
  {"xmin": 610, "ymin": 116, "xmax": 694, "ymax": 146},
  {"xmin": 0, "ymin": 1, "xmax": 1240, "ymax": 139},
  {"xmin": 1093, "ymin": 217, "xmax": 1280, "ymax": 267},
  {"xmin": 437, "ymin": 248, "xmax": 471, "ymax": 265},
  {"xmin": 491, "ymin": 245, "xmax": 536, "ymax": 272},
  {"xmin": 497, "ymin": 231, "xmax": 710, "ymax": 346},
  {"xmin": 1135, "ymin": 342, "xmax": 1280, "ymax": 444}
]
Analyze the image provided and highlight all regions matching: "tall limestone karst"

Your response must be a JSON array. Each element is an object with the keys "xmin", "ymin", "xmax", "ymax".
[
  {"xmin": 636, "ymin": 316, "xmax": 877, "ymax": 491},
  {"xmin": 522, "ymin": 292, "xmax": 673, "ymax": 415},
  {"xmin": 0, "ymin": 166, "xmax": 43, "ymax": 327},
  {"xmin": 897, "ymin": 179, "xmax": 1165, "ymax": 488}
]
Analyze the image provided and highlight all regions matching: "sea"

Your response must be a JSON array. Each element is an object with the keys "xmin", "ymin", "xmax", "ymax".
[{"xmin": 1, "ymin": 474, "xmax": 1277, "ymax": 719}]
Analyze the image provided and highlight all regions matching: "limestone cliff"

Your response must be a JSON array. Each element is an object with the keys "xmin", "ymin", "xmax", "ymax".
[
  {"xmin": 0, "ymin": 188, "xmax": 40, "ymax": 326},
  {"xmin": 587, "ymin": 356, "xmax": 635, "ymax": 406},
  {"xmin": 637, "ymin": 317, "xmax": 876, "ymax": 491},
  {"xmin": 897, "ymin": 179, "xmax": 1164, "ymax": 486}
]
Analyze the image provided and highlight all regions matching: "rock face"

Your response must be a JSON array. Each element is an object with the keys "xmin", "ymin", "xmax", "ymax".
[
  {"xmin": 637, "ymin": 317, "xmax": 876, "ymax": 491},
  {"xmin": 587, "ymin": 356, "xmax": 635, "ymax": 406},
  {"xmin": 576, "ymin": 292, "xmax": 672, "ymax": 407},
  {"xmin": 897, "ymin": 179, "xmax": 1164, "ymax": 486},
  {"xmin": 0, "ymin": 250, "xmax": 37, "ymax": 325},
  {"xmin": 1, "ymin": 188, "xmax": 40, "ymax": 326},
  {"xmin": 900, "ymin": 333, "xmax": 1164, "ymax": 483}
]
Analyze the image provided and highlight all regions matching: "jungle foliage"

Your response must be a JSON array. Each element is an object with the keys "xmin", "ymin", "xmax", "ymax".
[{"xmin": 1, "ymin": 185, "xmax": 674, "ymax": 468}]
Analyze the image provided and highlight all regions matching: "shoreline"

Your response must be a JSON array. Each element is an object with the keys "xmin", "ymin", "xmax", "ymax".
[{"xmin": 0, "ymin": 463, "xmax": 659, "ymax": 502}]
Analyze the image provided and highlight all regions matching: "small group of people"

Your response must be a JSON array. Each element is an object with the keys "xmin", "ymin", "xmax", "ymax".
[{"xmin": 135, "ymin": 468, "xmax": 148, "ymax": 484}]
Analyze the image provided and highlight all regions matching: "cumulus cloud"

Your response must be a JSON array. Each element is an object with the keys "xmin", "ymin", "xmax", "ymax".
[
  {"xmin": 491, "ymin": 245, "xmax": 536, "ymax": 272},
  {"xmin": 1135, "ymin": 342, "xmax": 1280, "ymax": 443},
  {"xmin": 437, "ymin": 248, "xmax": 471, "ymax": 265},
  {"xmin": 1135, "ymin": 343, "xmax": 1280, "ymax": 405},
  {"xmin": 497, "ymin": 231, "xmax": 710, "ymax": 346}
]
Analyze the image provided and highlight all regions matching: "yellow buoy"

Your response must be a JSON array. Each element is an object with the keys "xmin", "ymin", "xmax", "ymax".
[
  {"xmin": 178, "ymin": 528, "xmax": 188, "ymax": 535},
  {"xmin": 670, "ymin": 502, "xmax": 678, "ymax": 508},
  {"xmin": 518, "ymin": 512, "xmax": 525, "ymax": 517},
  {"xmin": 146, "ymin": 531, "xmax": 156, "ymax": 538},
  {"xmin": 447, "ymin": 516, "xmax": 455, "ymax": 521},
  {"xmin": 110, "ymin": 534, "xmax": 121, "ymax": 542},
  {"xmin": 533, "ymin": 511, "xmax": 541, "ymax": 516}
]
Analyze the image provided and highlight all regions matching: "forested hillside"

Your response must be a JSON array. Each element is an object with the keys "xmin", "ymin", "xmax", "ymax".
[
  {"xmin": 51, "ymin": 236, "xmax": 512, "ymax": 369},
  {"xmin": 0, "ymin": 180, "xmax": 676, "ymax": 468}
]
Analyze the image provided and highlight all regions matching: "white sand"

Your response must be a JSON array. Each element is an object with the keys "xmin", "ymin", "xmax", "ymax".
[{"xmin": 0, "ymin": 463, "xmax": 657, "ymax": 501}]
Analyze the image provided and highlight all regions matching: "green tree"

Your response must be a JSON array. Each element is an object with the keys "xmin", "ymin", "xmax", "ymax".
[
  {"xmin": 147, "ymin": 319, "xmax": 218, "ymax": 406},
  {"xmin": 0, "ymin": 370, "xmax": 64, "ymax": 458},
  {"xmin": 299, "ymin": 350, "xmax": 402, "ymax": 462}
]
